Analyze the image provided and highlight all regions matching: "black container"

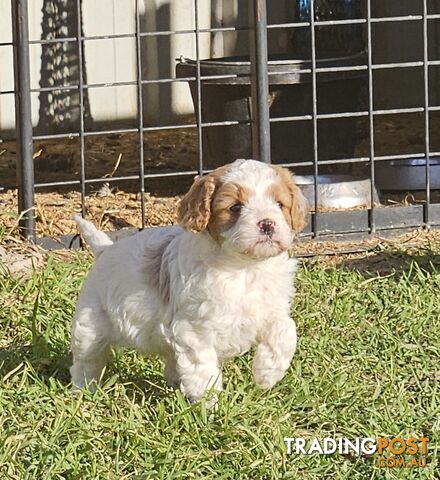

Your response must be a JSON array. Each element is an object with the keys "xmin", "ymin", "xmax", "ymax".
[
  {"xmin": 292, "ymin": 0, "xmax": 364, "ymax": 59},
  {"xmin": 176, "ymin": 54, "xmax": 365, "ymax": 171}
]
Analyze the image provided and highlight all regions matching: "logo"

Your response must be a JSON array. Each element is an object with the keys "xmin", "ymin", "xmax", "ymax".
[{"xmin": 283, "ymin": 437, "xmax": 429, "ymax": 468}]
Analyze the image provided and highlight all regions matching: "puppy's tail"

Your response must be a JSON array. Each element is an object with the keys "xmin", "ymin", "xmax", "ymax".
[{"xmin": 72, "ymin": 214, "xmax": 113, "ymax": 257}]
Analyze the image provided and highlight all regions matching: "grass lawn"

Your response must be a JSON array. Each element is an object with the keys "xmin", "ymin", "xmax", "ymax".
[{"xmin": 0, "ymin": 240, "xmax": 439, "ymax": 479}]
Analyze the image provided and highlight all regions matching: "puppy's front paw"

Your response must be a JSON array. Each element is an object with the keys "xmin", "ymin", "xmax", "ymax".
[
  {"xmin": 179, "ymin": 371, "xmax": 222, "ymax": 406},
  {"xmin": 252, "ymin": 367, "xmax": 284, "ymax": 390},
  {"xmin": 183, "ymin": 389, "xmax": 219, "ymax": 409},
  {"xmin": 252, "ymin": 344, "xmax": 288, "ymax": 389}
]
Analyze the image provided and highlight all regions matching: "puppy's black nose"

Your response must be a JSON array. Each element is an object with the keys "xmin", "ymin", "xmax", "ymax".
[{"xmin": 258, "ymin": 218, "xmax": 275, "ymax": 237}]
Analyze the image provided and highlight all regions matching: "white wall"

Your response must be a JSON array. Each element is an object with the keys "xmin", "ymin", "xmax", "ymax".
[
  {"xmin": 142, "ymin": 0, "xmax": 211, "ymax": 124},
  {"xmin": 0, "ymin": 0, "xmax": 218, "ymax": 131},
  {"xmin": 0, "ymin": 0, "xmax": 43, "ymax": 130},
  {"xmin": 82, "ymin": 0, "xmax": 138, "ymax": 123},
  {"xmin": 1, "ymin": 0, "xmax": 358, "ymax": 132},
  {"xmin": 0, "ymin": 0, "xmax": 15, "ymax": 132}
]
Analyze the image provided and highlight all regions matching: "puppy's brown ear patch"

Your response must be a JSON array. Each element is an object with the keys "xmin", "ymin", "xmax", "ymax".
[
  {"xmin": 272, "ymin": 166, "xmax": 308, "ymax": 232},
  {"xmin": 178, "ymin": 175, "xmax": 216, "ymax": 232},
  {"xmin": 178, "ymin": 164, "xmax": 230, "ymax": 232}
]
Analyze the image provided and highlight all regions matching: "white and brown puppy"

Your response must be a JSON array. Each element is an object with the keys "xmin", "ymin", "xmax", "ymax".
[{"xmin": 71, "ymin": 159, "xmax": 308, "ymax": 402}]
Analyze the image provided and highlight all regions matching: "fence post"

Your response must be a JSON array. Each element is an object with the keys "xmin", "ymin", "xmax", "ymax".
[
  {"xmin": 249, "ymin": 0, "xmax": 271, "ymax": 163},
  {"xmin": 11, "ymin": 0, "xmax": 35, "ymax": 241}
]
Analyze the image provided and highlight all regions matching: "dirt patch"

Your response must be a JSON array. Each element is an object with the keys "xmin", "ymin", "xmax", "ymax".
[
  {"xmin": 0, "ymin": 241, "xmax": 43, "ymax": 278},
  {"xmin": 0, "ymin": 189, "xmax": 180, "ymax": 238},
  {"xmin": 295, "ymin": 228, "xmax": 440, "ymax": 269},
  {"xmin": 0, "ymin": 128, "xmax": 197, "ymax": 196}
]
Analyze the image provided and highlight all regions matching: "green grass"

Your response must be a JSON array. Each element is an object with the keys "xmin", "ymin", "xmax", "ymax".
[{"xmin": 0, "ymin": 245, "xmax": 439, "ymax": 479}]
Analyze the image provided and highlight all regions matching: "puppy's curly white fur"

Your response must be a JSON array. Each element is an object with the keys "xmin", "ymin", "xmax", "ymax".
[{"xmin": 70, "ymin": 159, "xmax": 308, "ymax": 402}]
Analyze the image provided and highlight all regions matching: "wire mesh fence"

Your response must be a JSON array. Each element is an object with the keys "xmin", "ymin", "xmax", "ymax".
[{"xmin": 1, "ymin": 0, "xmax": 440, "ymax": 244}]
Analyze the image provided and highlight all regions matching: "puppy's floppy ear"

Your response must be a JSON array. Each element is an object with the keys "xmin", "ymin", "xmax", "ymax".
[
  {"xmin": 178, "ymin": 164, "xmax": 231, "ymax": 232},
  {"xmin": 177, "ymin": 174, "xmax": 217, "ymax": 232},
  {"xmin": 273, "ymin": 166, "xmax": 308, "ymax": 232}
]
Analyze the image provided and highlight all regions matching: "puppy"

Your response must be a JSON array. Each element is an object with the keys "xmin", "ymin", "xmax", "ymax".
[{"xmin": 70, "ymin": 159, "xmax": 308, "ymax": 402}]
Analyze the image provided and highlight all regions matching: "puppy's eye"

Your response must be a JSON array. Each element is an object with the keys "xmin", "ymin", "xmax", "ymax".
[
  {"xmin": 277, "ymin": 201, "xmax": 283, "ymax": 208},
  {"xmin": 230, "ymin": 203, "xmax": 243, "ymax": 213}
]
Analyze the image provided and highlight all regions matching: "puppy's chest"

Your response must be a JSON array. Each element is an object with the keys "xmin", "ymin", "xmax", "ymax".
[{"xmin": 189, "ymin": 266, "xmax": 293, "ymax": 355}]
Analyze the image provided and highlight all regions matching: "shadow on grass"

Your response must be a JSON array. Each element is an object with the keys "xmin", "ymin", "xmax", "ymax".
[
  {"xmin": 109, "ymin": 363, "xmax": 171, "ymax": 404},
  {"xmin": 0, "ymin": 340, "xmax": 71, "ymax": 385},
  {"xmin": 0, "ymin": 340, "xmax": 170, "ymax": 404},
  {"xmin": 338, "ymin": 249, "xmax": 440, "ymax": 279}
]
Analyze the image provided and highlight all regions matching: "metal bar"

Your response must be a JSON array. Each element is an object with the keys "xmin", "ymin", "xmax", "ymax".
[
  {"xmin": 76, "ymin": 0, "xmax": 86, "ymax": 217},
  {"xmin": 374, "ymin": 152, "xmax": 429, "ymax": 161},
  {"xmin": 315, "ymin": 111, "xmax": 369, "ymax": 120},
  {"xmin": 31, "ymin": 120, "xmax": 250, "ymax": 141},
  {"xmin": 28, "ymin": 36, "xmax": 78, "ymax": 45},
  {"xmin": 32, "ymin": 170, "xmax": 200, "ymax": 189},
  {"xmin": 373, "ymin": 107, "xmax": 424, "ymax": 115},
  {"xmin": 0, "ymin": 150, "xmax": 433, "ymax": 193},
  {"xmin": 84, "ymin": 80, "xmax": 139, "ymax": 89},
  {"xmin": 5, "ymin": 116, "xmax": 376, "ymax": 136},
  {"xmin": 26, "ymin": 74, "xmax": 247, "ymax": 93},
  {"xmin": 13, "ymin": 57, "xmax": 440, "ymax": 92},
  {"xmin": 266, "ymin": 60, "xmax": 426, "ymax": 77},
  {"xmin": 32, "ymin": 85, "xmax": 78, "ymax": 93},
  {"xmin": 267, "ymin": 14, "xmax": 426, "ymax": 30},
  {"xmin": 314, "ymin": 65, "xmax": 368, "ymax": 73},
  {"xmin": 24, "ymin": 26, "xmax": 250, "ymax": 47},
  {"xmin": 10, "ymin": 14, "xmax": 431, "ymax": 51},
  {"xmin": 367, "ymin": 0, "xmax": 376, "ymax": 234},
  {"xmin": 305, "ymin": 18, "xmax": 367, "ymax": 26},
  {"xmin": 6, "ymin": 57, "xmax": 431, "ymax": 98},
  {"xmin": 249, "ymin": 0, "xmax": 271, "ymax": 162},
  {"xmin": 11, "ymin": 0, "xmax": 35, "ymax": 241},
  {"xmin": 267, "ymin": 21, "xmax": 311, "ymax": 29},
  {"xmin": 8, "ymin": 151, "xmax": 432, "ymax": 191},
  {"xmin": 135, "ymin": 0, "xmax": 146, "ymax": 228},
  {"xmin": 7, "ymin": 12, "xmax": 433, "ymax": 48},
  {"xmin": 194, "ymin": 0, "xmax": 203, "ymax": 176},
  {"xmin": 139, "ymin": 26, "xmax": 249, "ymax": 37},
  {"xmin": 142, "ymin": 75, "xmax": 230, "ymax": 85},
  {"xmin": 310, "ymin": 0, "xmax": 319, "ymax": 237},
  {"xmin": 25, "ymin": 99, "xmax": 437, "ymax": 142},
  {"xmin": 370, "ymin": 15, "xmax": 422, "ymax": 23},
  {"xmin": 270, "ymin": 115, "xmax": 314, "ymax": 123},
  {"xmin": 372, "ymin": 61, "xmax": 423, "ymax": 69},
  {"xmin": 423, "ymin": 0, "xmax": 430, "ymax": 226}
]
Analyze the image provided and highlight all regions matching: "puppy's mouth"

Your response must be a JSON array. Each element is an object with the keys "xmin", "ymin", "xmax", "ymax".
[
  {"xmin": 245, "ymin": 236, "xmax": 287, "ymax": 258},
  {"xmin": 255, "ymin": 237, "xmax": 280, "ymax": 246},
  {"xmin": 256, "ymin": 229, "xmax": 286, "ymax": 245}
]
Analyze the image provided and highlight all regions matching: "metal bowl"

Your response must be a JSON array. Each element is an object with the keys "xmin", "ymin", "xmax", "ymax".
[
  {"xmin": 296, "ymin": 174, "xmax": 379, "ymax": 209},
  {"xmin": 375, "ymin": 157, "xmax": 440, "ymax": 191}
]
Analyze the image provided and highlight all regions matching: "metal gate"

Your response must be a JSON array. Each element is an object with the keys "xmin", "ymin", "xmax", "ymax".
[{"xmin": 1, "ymin": 0, "xmax": 440, "ymax": 244}]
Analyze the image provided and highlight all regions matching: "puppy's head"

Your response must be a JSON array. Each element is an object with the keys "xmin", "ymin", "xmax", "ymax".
[{"xmin": 178, "ymin": 159, "xmax": 308, "ymax": 259}]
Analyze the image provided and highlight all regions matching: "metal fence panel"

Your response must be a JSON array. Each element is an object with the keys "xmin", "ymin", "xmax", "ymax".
[{"xmin": 0, "ymin": 0, "xmax": 439, "ymax": 243}]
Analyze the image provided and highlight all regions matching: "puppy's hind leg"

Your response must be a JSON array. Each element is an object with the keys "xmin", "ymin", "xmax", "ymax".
[{"xmin": 70, "ymin": 306, "xmax": 112, "ymax": 390}]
